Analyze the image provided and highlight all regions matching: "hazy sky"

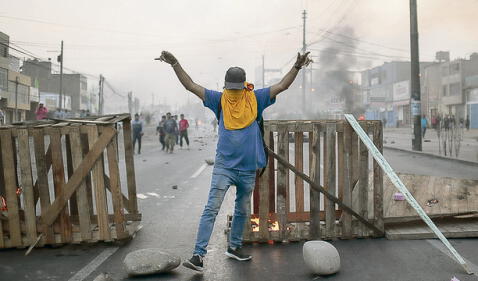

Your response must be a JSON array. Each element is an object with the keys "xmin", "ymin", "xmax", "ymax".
[{"xmin": 2, "ymin": 0, "xmax": 478, "ymax": 109}]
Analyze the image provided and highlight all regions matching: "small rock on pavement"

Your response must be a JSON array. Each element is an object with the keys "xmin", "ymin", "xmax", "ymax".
[
  {"xmin": 303, "ymin": 241, "xmax": 340, "ymax": 275},
  {"xmin": 93, "ymin": 273, "xmax": 114, "ymax": 281},
  {"xmin": 172, "ymin": 185, "xmax": 178, "ymax": 189},
  {"xmin": 205, "ymin": 159, "xmax": 214, "ymax": 165},
  {"xmin": 124, "ymin": 248, "xmax": 181, "ymax": 276}
]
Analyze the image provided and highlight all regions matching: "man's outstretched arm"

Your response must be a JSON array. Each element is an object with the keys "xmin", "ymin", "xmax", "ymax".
[
  {"xmin": 156, "ymin": 51, "xmax": 205, "ymax": 101},
  {"xmin": 270, "ymin": 52, "xmax": 312, "ymax": 99}
]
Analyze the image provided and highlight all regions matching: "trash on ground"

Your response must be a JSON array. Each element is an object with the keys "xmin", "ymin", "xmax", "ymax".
[
  {"xmin": 172, "ymin": 185, "xmax": 178, "ymax": 189},
  {"xmin": 426, "ymin": 199, "xmax": 439, "ymax": 207},
  {"xmin": 93, "ymin": 273, "xmax": 114, "ymax": 281},
  {"xmin": 137, "ymin": 194, "xmax": 148, "ymax": 199},
  {"xmin": 450, "ymin": 277, "xmax": 460, "ymax": 281},
  {"xmin": 205, "ymin": 159, "xmax": 214, "ymax": 165},
  {"xmin": 393, "ymin": 192, "xmax": 405, "ymax": 201}
]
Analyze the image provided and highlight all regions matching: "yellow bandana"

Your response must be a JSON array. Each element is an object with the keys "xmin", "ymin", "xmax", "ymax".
[{"xmin": 221, "ymin": 83, "xmax": 257, "ymax": 130}]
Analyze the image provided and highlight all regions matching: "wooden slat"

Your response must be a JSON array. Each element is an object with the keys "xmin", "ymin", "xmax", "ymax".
[
  {"xmin": 253, "ymin": 176, "xmax": 260, "ymax": 215},
  {"xmin": 68, "ymin": 128, "xmax": 92, "ymax": 241},
  {"xmin": 39, "ymin": 126, "xmax": 116, "ymax": 228},
  {"xmin": 87, "ymin": 125, "xmax": 111, "ymax": 241},
  {"xmin": 65, "ymin": 135, "xmax": 78, "ymax": 217},
  {"xmin": 0, "ymin": 216, "xmax": 3, "ymax": 248},
  {"xmin": 32, "ymin": 129, "xmax": 55, "ymax": 244},
  {"xmin": 277, "ymin": 125, "xmax": 288, "ymax": 240},
  {"xmin": 337, "ymin": 129, "xmax": 344, "ymax": 202},
  {"xmin": 122, "ymin": 119, "xmax": 138, "ymax": 214},
  {"xmin": 258, "ymin": 126, "xmax": 271, "ymax": 241},
  {"xmin": 268, "ymin": 131, "xmax": 275, "ymax": 213},
  {"xmin": 341, "ymin": 123, "xmax": 353, "ymax": 238},
  {"xmin": 325, "ymin": 123, "xmax": 336, "ymax": 238},
  {"xmin": 294, "ymin": 132, "xmax": 304, "ymax": 213},
  {"xmin": 17, "ymin": 129, "xmax": 38, "ymax": 245},
  {"xmin": 359, "ymin": 125, "xmax": 370, "ymax": 237},
  {"xmin": 80, "ymin": 131, "xmax": 94, "ymax": 216},
  {"xmin": 104, "ymin": 175, "xmax": 131, "ymax": 213},
  {"xmin": 373, "ymin": 122, "xmax": 384, "ymax": 233},
  {"xmin": 0, "ymin": 130, "xmax": 22, "ymax": 247},
  {"xmin": 49, "ymin": 128, "xmax": 72, "ymax": 243},
  {"xmin": 33, "ymin": 144, "xmax": 51, "ymax": 206},
  {"xmin": 309, "ymin": 124, "xmax": 321, "ymax": 239},
  {"xmin": 106, "ymin": 131, "xmax": 128, "ymax": 239}
]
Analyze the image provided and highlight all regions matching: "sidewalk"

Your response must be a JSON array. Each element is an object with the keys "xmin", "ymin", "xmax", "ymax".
[{"xmin": 383, "ymin": 128, "xmax": 478, "ymax": 163}]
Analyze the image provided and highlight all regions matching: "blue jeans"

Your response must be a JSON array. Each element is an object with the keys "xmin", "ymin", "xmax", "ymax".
[{"xmin": 193, "ymin": 167, "xmax": 256, "ymax": 256}]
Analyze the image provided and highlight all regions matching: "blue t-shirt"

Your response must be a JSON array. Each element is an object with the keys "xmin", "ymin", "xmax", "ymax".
[{"xmin": 203, "ymin": 88, "xmax": 275, "ymax": 171}]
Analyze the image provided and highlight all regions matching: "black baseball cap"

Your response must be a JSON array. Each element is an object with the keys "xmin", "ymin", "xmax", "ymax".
[{"xmin": 224, "ymin": 67, "xmax": 246, "ymax": 90}]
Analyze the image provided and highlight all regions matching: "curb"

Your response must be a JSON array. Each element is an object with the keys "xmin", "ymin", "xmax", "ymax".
[{"xmin": 383, "ymin": 145, "xmax": 478, "ymax": 167}]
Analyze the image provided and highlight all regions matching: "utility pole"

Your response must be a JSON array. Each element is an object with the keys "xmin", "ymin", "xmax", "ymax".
[
  {"xmin": 262, "ymin": 55, "xmax": 265, "ymax": 88},
  {"xmin": 98, "ymin": 74, "xmax": 104, "ymax": 115},
  {"xmin": 410, "ymin": 0, "xmax": 422, "ymax": 151},
  {"xmin": 302, "ymin": 10, "xmax": 307, "ymax": 113},
  {"xmin": 14, "ymin": 77, "xmax": 18, "ymax": 122},
  {"xmin": 58, "ymin": 40, "xmax": 64, "ymax": 111},
  {"xmin": 128, "ymin": 91, "xmax": 133, "ymax": 115}
]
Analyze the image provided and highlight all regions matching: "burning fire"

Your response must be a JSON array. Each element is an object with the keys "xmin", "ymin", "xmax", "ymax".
[{"xmin": 250, "ymin": 217, "xmax": 280, "ymax": 232}]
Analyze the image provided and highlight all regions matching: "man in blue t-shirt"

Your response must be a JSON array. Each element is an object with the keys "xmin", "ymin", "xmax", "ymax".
[{"xmin": 157, "ymin": 50, "xmax": 311, "ymax": 272}]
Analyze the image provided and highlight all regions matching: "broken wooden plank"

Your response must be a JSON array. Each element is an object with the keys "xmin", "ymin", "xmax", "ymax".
[{"xmin": 0, "ymin": 130, "xmax": 22, "ymax": 247}]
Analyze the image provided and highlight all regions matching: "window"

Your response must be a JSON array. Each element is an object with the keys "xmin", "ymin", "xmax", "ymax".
[
  {"xmin": 449, "ymin": 83, "xmax": 461, "ymax": 96},
  {"xmin": 0, "ymin": 68, "xmax": 7, "ymax": 90},
  {"xmin": 8, "ymin": 81, "xmax": 30, "ymax": 104}
]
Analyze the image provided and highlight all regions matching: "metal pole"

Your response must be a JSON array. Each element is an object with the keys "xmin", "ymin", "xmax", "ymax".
[
  {"xmin": 410, "ymin": 0, "xmax": 422, "ymax": 151},
  {"xmin": 59, "ymin": 40, "xmax": 64, "ymax": 111},
  {"xmin": 302, "ymin": 10, "xmax": 307, "ymax": 114},
  {"xmin": 14, "ymin": 77, "xmax": 18, "ymax": 122}
]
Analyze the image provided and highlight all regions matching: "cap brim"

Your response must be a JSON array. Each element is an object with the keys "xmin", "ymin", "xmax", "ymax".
[{"xmin": 224, "ymin": 82, "xmax": 244, "ymax": 90}]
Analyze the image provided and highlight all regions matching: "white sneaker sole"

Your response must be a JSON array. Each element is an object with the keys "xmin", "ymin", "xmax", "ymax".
[
  {"xmin": 224, "ymin": 251, "xmax": 252, "ymax": 261},
  {"xmin": 182, "ymin": 261, "xmax": 204, "ymax": 272}
]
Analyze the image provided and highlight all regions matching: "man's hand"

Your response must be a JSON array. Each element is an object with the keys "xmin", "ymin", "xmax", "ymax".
[
  {"xmin": 156, "ymin": 51, "xmax": 178, "ymax": 66},
  {"xmin": 294, "ymin": 52, "xmax": 313, "ymax": 69},
  {"xmin": 270, "ymin": 52, "xmax": 313, "ymax": 98},
  {"xmin": 155, "ymin": 50, "xmax": 205, "ymax": 100}
]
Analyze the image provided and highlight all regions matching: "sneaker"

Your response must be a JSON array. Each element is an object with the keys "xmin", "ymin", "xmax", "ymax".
[
  {"xmin": 182, "ymin": 255, "xmax": 204, "ymax": 272},
  {"xmin": 225, "ymin": 247, "xmax": 252, "ymax": 261}
]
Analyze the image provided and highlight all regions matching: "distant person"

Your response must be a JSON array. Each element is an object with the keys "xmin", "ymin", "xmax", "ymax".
[
  {"xmin": 421, "ymin": 115, "xmax": 427, "ymax": 138},
  {"xmin": 174, "ymin": 115, "xmax": 180, "ymax": 144},
  {"xmin": 156, "ymin": 115, "xmax": 166, "ymax": 151},
  {"xmin": 132, "ymin": 113, "xmax": 144, "ymax": 154},
  {"xmin": 179, "ymin": 114, "xmax": 190, "ymax": 149},
  {"xmin": 0, "ymin": 109, "xmax": 4, "ymax": 125},
  {"xmin": 36, "ymin": 103, "xmax": 48, "ymax": 120},
  {"xmin": 466, "ymin": 115, "xmax": 470, "ymax": 131},
  {"xmin": 195, "ymin": 118, "xmax": 199, "ymax": 130},
  {"xmin": 157, "ymin": 50, "xmax": 311, "ymax": 272},
  {"xmin": 211, "ymin": 119, "xmax": 217, "ymax": 133},
  {"xmin": 164, "ymin": 112, "xmax": 177, "ymax": 153}
]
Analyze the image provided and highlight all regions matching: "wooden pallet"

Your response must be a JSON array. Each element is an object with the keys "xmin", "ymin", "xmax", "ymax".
[
  {"xmin": 243, "ymin": 120, "xmax": 384, "ymax": 242},
  {"xmin": 0, "ymin": 114, "xmax": 141, "ymax": 249}
]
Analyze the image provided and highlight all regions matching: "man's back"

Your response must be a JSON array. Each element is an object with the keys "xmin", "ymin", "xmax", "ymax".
[{"xmin": 164, "ymin": 119, "xmax": 177, "ymax": 134}]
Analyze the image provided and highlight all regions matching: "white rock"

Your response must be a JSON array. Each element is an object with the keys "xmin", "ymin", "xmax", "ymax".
[
  {"xmin": 303, "ymin": 241, "xmax": 340, "ymax": 275},
  {"xmin": 93, "ymin": 273, "xmax": 114, "ymax": 281},
  {"xmin": 123, "ymin": 248, "xmax": 181, "ymax": 276}
]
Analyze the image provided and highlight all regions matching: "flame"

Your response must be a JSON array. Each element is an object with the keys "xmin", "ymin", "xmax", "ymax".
[{"xmin": 250, "ymin": 217, "xmax": 279, "ymax": 232}]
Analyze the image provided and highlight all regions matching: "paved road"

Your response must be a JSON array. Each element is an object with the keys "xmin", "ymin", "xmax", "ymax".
[{"xmin": 0, "ymin": 126, "xmax": 477, "ymax": 281}]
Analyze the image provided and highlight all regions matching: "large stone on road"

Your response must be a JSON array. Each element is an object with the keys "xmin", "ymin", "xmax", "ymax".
[
  {"xmin": 123, "ymin": 248, "xmax": 181, "ymax": 276},
  {"xmin": 303, "ymin": 241, "xmax": 340, "ymax": 275}
]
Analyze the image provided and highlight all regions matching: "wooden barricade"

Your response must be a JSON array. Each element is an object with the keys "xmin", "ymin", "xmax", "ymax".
[
  {"xmin": 246, "ymin": 119, "xmax": 384, "ymax": 242},
  {"xmin": 0, "ymin": 114, "xmax": 141, "ymax": 249}
]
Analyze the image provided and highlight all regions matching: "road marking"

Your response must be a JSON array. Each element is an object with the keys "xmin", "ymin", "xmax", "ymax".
[
  {"xmin": 427, "ymin": 239, "xmax": 478, "ymax": 274},
  {"xmin": 191, "ymin": 163, "xmax": 208, "ymax": 178},
  {"xmin": 147, "ymin": 192, "xmax": 160, "ymax": 198},
  {"xmin": 137, "ymin": 193, "xmax": 148, "ymax": 199},
  {"xmin": 68, "ymin": 247, "xmax": 119, "ymax": 281}
]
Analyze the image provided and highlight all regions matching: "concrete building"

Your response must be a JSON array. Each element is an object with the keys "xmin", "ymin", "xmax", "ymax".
[
  {"xmin": 0, "ymin": 32, "xmax": 39, "ymax": 123},
  {"xmin": 360, "ymin": 61, "xmax": 431, "ymax": 127},
  {"xmin": 22, "ymin": 59, "xmax": 88, "ymax": 114}
]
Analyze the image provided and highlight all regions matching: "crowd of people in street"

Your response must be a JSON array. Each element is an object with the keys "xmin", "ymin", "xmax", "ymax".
[{"xmin": 156, "ymin": 112, "xmax": 191, "ymax": 153}]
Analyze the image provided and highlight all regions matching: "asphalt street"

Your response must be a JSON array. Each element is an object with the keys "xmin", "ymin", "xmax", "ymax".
[{"xmin": 0, "ymin": 125, "xmax": 477, "ymax": 281}]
